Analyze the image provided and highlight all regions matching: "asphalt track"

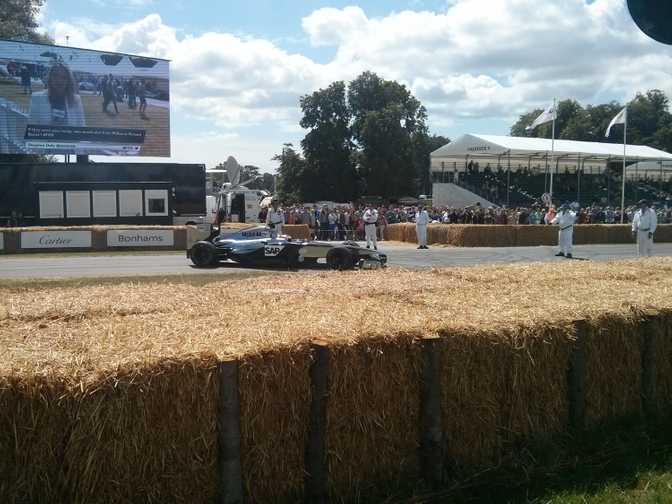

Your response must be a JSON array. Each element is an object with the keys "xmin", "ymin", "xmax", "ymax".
[{"xmin": 1, "ymin": 242, "xmax": 671, "ymax": 280}]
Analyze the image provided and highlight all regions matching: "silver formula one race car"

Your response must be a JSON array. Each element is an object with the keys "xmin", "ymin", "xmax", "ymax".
[{"xmin": 187, "ymin": 225, "xmax": 387, "ymax": 270}]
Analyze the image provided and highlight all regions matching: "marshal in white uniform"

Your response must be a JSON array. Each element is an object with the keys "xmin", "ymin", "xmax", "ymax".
[
  {"xmin": 551, "ymin": 206, "xmax": 576, "ymax": 258},
  {"xmin": 266, "ymin": 206, "xmax": 285, "ymax": 238},
  {"xmin": 362, "ymin": 208, "xmax": 378, "ymax": 250},
  {"xmin": 415, "ymin": 208, "xmax": 430, "ymax": 249},
  {"xmin": 632, "ymin": 202, "xmax": 657, "ymax": 257}
]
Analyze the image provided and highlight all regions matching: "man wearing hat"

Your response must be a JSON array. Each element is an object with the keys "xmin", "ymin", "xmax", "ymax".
[
  {"xmin": 362, "ymin": 204, "xmax": 379, "ymax": 250},
  {"xmin": 415, "ymin": 204, "xmax": 430, "ymax": 249},
  {"xmin": 551, "ymin": 203, "xmax": 576, "ymax": 258},
  {"xmin": 632, "ymin": 199, "xmax": 657, "ymax": 257},
  {"xmin": 266, "ymin": 199, "xmax": 285, "ymax": 238}
]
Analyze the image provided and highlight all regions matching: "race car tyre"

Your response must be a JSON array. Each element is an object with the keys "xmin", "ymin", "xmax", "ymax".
[
  {"xmin": 190, "ymin": 241, "xmax": 218, "ymax": 267},
  {"xmin": 326, "ymin": 247, "xmax": 355, "ymax": 270}
]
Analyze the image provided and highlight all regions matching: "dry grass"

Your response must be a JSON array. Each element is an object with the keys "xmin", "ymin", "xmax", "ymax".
[
  {"xmin": 2, "ymin": 259, "xmax": 672, "ymax": 502},
  {"xmin": 2, "ymin": 259, "xmax": 671, "ymax": 375}
]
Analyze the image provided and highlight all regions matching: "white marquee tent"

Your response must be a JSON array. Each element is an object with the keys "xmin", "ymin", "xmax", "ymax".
[{"xmin": 431, "ymin": 134, "xmax": 672, "ymax": 175}]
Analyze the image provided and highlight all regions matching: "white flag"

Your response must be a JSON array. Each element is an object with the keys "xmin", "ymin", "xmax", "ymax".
[
  {"xmin": 605, "ymin": 107, "xmax": 627, "ymax": 137},
  {"xmin": 526, "ymin": 104, "xmax": 557, "ymax": 131}
]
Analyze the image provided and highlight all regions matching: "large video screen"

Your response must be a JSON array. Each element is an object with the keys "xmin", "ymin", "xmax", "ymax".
[{"xmin": 0, "ymin": 39, "xmax": 170, "ymax": 157}]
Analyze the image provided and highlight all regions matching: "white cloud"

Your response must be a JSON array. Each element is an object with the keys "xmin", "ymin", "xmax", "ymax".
[{"xmin": 44, "ymin": 1, "xmax": 672, "ymax": 165}]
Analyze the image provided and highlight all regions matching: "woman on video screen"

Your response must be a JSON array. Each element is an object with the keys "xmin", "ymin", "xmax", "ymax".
[{"xmin": 28, "ymin": 62, "xmax": 86, "ymax": 127}]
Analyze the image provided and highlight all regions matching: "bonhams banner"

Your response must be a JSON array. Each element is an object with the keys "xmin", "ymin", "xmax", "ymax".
[
  {"xmin": 21, "ymin": 231, "xmax": 92, "ymax": 249},
  {"xmin": 107, "ymin": 229, "xmax": 174, "ymax": 247}
]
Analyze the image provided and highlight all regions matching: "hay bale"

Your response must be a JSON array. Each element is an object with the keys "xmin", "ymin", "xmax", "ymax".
[
  {"xmin": 440, "ymin": 326, "xmax": 571, "ymax": 469},
  {"xmin": 514, "ymin": 225, "xmax": 557, "ymax": 246},
  {"xmin": 648, "ymin": 311, "xmax": 672, "ymax": 416},
  {"xmin": 239, "ymin": 347, "xmax": 311, "ymax": 502},
  {"xmin": 0, "ymin": 376, "xmax": 74, "ymax": 502},
  {"xmin": 573, "ymin": 225, "xmax": 610, "ymax": 245},
  {"xmin": 606, "ymin": 224, "xmax": 636, "ymax": 244},
  {"xmin": 583, "ymin": 316, "xmax": 643, "ymax": 426},
  {"xmin": 384, "ymin": 224, "xmax": 405, "ymax": 242},
  {"xmin": 59, "ymin": 358, "xmax": 219, "ymax": 503},
  {"xmin": 326, "ymin": 336, "xmax": 421, "ymax": 500},
  {"xmin": 655, "ymin": 225, "xmax": 672, "ymax": 243},
  {"xmin": 283, "ymin": 224, "xmax": 311, "ymax": 240},
  {"xmin": 2, "ymin": 260, "xmax": 672, "ymax": 501}
]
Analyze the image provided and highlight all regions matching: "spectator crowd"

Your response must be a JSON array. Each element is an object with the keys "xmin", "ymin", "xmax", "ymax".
[{"xmin": 256, "ymin": 202, "xmax": 672, "ymax": 241}]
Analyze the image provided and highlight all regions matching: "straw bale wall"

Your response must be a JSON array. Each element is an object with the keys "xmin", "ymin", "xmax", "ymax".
[
  {"xmin": 2, "ymin": 261, "xmax": 672, "ymax": 502},
  {"xmin": 326, "ymin": 336, "xmax": 421, "ymax": 499},
  {"xmin": 385, "ymin": 223, "xmax": 672, "ymax": 247},
  {"xmin": 239, "ymin": 347, "xmax": 311, "ymax": 502},
  {"xmin": 283, "ymin": 224, "xmax": 311, "ymax": 240}
]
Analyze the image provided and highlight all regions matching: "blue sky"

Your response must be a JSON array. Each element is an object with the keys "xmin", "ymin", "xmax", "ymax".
[{"xmin": 39, "ymin": 0, "xmax": 672, "ymax": 171}]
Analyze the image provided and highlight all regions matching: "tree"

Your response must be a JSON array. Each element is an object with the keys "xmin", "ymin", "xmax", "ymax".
[
  {"xmin": 0, "ymin": 0, "xmax": 50, "ymax": 43},
  {"xmin": 272, "ymin": 143, "xmax": 306, "ymax": 203},
  {"xmin": 299, "ymin": 81, "xmax": 357, "ymax": 201},
  {"xmin": 348, "ymin": 71, "xmax": 428, "ymax": 199},
  {"xmin": 241, "ymin": 165, "xmax": 274, "ymax": 192},
  {"xmin": 413, "ymin": 133, "xmax": 450, "ymax": 196}
]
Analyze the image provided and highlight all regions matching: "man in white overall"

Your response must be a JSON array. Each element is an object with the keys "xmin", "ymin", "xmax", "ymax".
[
  {"xmin": 632, "ymin": 199, "xmax": 657, "ymax": 257},
  {"xmin": 362, "ymin": 205, "xmax": 378, "ymax": 250},
  {"xmin": 265, "ymin": 199, "xmax": 285, "ymax": 238},
  {"xmin": 415, "ymin": 205, "xmax": 430, "ymax": 249},
  {"xmin": 551, "ymin": 204, "xmax": 576, "ymax": 258}
]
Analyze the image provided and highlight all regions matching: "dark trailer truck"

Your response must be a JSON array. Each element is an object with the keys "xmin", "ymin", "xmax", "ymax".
[{"xmin": 0, "ymin": 162, "xmax": 206, "ymax": 227}]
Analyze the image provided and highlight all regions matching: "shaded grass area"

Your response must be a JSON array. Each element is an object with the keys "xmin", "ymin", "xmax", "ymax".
[{"xmin": 383, "ymin": 416, "xmax": 672, "ymax": 503}]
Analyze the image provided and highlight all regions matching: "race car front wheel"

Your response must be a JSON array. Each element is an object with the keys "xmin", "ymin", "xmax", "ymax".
[
  {"xmin": 190, "ymin": 241, "xmax": 218, "ymax": 267},
  {"xmin": 326, "ymin": 247, "xmax": 355, "ymax": 270}
]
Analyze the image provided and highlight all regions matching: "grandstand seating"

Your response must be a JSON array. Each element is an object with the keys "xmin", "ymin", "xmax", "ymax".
[{"xmin": 434, "ymin": 166, "xmax": 672, "ymax": 208}]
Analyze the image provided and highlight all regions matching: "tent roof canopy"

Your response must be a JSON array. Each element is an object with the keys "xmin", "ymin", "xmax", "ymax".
[{"xmin": 431, "ymin": 134, "xmax": 672, "ymax": 162}]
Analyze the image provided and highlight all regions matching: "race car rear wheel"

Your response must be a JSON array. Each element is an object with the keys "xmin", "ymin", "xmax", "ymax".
[
  {"xmin": 190, "ymin": 241, "xmax": 218, "ymax": 267},
  {"xmin": 326, "ymin": 247, "xmax": 355, "ymax": 270}
]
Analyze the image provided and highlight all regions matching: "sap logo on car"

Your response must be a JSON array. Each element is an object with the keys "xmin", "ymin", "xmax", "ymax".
[
  {"xmin": 264, "ymin": 245, "xmax": 284, "ymax": 257},
  {"xmin": 241, "ymin": 231, "xmax": 267, "ymax": 237}
]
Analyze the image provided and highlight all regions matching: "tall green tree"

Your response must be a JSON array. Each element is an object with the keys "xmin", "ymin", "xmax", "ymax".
[
  {"xmin": 348, "ymin": 71, "xmax": 428, "ymax": 199},
  {"xmin": 272, "ymin": 143, "xmax": 306, "ymax": 203},
  {"xmin": 299, "ymin": 81, "xmax": 357, "ymax": 201}
]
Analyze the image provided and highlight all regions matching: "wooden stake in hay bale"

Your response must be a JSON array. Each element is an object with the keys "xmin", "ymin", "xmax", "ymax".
[
  {"xmin": 419, "ymin": 336, "xmax": 442, "ymax": 488},
  {"xmin": 305, "ymin": 341, "xmax": 330, "ymax": 503},
  {"xmin": 218, "ymin": 359, "xmax": 243, "ymax": 504},
  {"xmin": 568, "ymin": 320, "xmax": 588, "ymax": 430}
]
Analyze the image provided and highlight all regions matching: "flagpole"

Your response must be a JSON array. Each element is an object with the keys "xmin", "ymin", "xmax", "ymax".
[
  {"xmin": 620, "ymin": 107, "xmax": 628, "ymax": 224},
  {"xmin": 549, "ymin": 98, "xmax": 556, "ymax": 199}
]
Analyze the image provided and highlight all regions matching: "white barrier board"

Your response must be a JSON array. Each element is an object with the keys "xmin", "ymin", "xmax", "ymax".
[
  {"xmin": 21, "ymin": 231, "xmax": 92, "ymax": 249},
  {"xmin": 107, "ymin": 230, "xmax": 174, "ymax": 247},
  {"xmin": 0, "ymin": 232, "xmax": 4, "ymax": 250}
]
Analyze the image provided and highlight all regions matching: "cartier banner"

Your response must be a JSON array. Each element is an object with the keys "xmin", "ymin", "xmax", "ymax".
[{"xmin": 21, "ymin": 231, "xmax": 92, "ymax": 249}]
